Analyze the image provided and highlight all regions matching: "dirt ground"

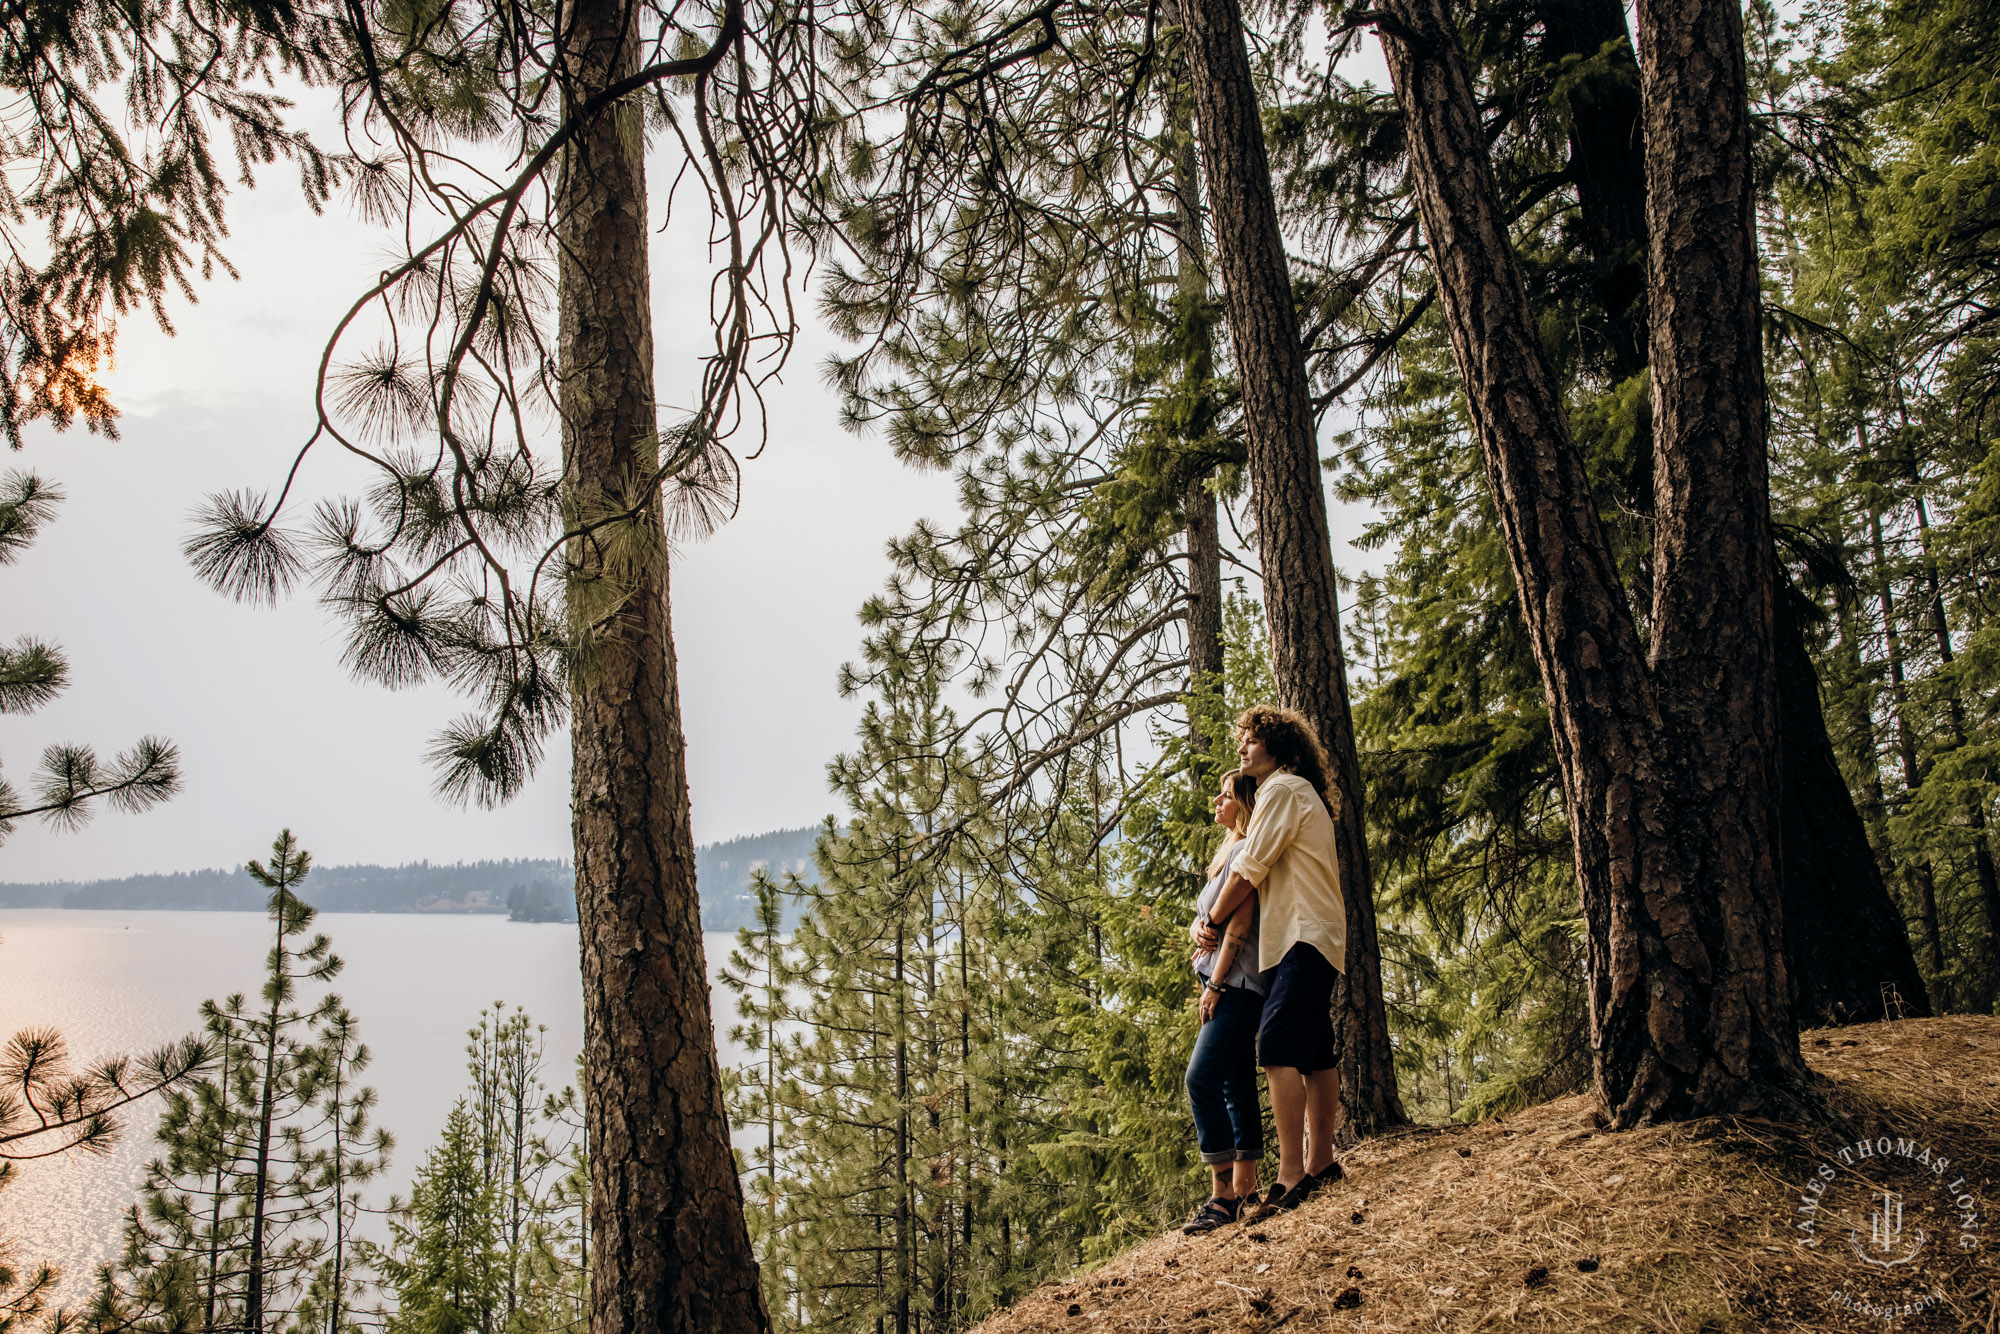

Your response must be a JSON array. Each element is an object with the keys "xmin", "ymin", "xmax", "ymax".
[{"xmin": 970, "ymin": 1016, "xmax": 2000, "ymax": 1334}]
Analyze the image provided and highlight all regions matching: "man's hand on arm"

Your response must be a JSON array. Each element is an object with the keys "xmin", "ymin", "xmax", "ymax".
[
  {"xmin": 1194, "ymin": 872, "xmax": 1254, "ymax": 950},
  {"xmin": 1209, "ymin": 871, "xmax": 1254, "ymax": 927}
]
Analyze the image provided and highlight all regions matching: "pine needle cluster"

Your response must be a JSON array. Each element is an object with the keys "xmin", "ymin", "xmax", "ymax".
[{"xmin": 0, "ymin": 468, "xmax": 179, "ymax": 844}]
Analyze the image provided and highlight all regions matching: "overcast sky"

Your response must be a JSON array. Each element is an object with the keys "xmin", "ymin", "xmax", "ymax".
[{"xmin": 2, "ymin": 106, "xmax": 1381, "ymax": 885}]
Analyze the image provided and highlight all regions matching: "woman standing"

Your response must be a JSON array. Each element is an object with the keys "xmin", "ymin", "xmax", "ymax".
[
  {"xmin": 1194, "ymin": 705, "xmax": 1348, "ymax": 1222},
  {"xmin": 1180, "ymin": 768, "xmax": 1268, "ymax": 1236}
]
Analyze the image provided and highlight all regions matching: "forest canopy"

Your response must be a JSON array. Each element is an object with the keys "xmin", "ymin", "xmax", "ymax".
[{"xmin": 3, "ymin": 0, "xmax": 1997, "ymax": 1332}]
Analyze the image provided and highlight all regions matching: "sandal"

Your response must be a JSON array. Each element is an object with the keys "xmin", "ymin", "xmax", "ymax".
[{"xmin": 1180, "ymin": 1195, "xmax": 1242, "ymax": 1236}]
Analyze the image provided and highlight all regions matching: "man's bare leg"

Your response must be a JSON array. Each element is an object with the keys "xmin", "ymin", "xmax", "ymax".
[
  {"xmin": 1304, "ymin": 1068, "xmax": 1341, "ymax": 1175},
  {"xmin": 1231, "ymin": 1158, "xmax": 1261, "ymax": 1199},
  {"xmin": 1265, "ymin": 1066, "xmax": 1308, "ymax": 1189}
]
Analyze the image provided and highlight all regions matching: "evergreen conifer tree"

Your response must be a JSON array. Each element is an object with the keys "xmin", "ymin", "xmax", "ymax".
[
  {"xmin": 94, "ymin": 832, "xmax": 388, "ymax": 1334},
  {"xmin": 295, "ymin": 1007, "xmax": 392, "ymax": 1334},
  {"xmin": 372, "ymin": 1006, "xmax": 585, "ymax": 1334},
  {"xmin": 0, "ymin": 0, "xmax": 337, "ymax": 443},
  {"xmin": 182, "ymin": 0, "xmax": 835, "ymax": 1319},
  {"xmin": 517, "ymin": 1075, "xmax": 589, "ymax": 1334},
  {"xmin": 777, "ymin": 675, "xmax": 1021, "ymax": 1334},
  {"xmin": 380, "ymin": 1106, "xmax": 504, "ymax": 1334},
  {"xmin": 463, "ymin": 1005, "xmax": 577, "ymax": 1333},
  {"xmin": 718, "ymin": 869, "xmax": 798, "ymax": 1321},
  {"xmin": 748, "ymin": 596, "xmax": 1285, "ymax": 1332},
  {"xmin": 0, "ymin": 1022, "xmax": 210, "ymax": 1333},
  {"xmin": 1762, "ymin": 0, "xmax": 2000, "ymax": 1012}
]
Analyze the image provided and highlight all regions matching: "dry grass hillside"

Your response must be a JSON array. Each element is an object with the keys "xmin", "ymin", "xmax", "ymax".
[{"xmin": 976, "ymin": 1016, "xmax": 2000, "ymax": 1333}]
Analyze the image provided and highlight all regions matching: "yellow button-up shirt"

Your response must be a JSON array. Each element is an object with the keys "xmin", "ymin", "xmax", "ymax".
[{"xmin": 1234, "ymin": 772, "xmax": 1347, "ymax": 974}]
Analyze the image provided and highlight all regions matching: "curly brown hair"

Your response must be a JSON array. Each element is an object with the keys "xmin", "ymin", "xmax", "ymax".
[{"xmin": 1234, "ymin": 704, "xmax": 1339, "ymax": 814}]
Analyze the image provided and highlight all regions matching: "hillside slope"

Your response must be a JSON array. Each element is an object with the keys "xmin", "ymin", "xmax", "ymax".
[{"xmin": 979, "ymin": 1016, "xmax": 1997, "ymax": 1334}]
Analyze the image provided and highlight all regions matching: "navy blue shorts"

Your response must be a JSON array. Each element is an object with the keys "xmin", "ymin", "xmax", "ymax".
[{"xmin": 1257, "ymin": 941, "xmax": 1338, "ymax": 1073}]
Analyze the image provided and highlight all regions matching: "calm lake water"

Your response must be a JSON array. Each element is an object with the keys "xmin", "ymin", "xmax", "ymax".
[{"xmin": 0, "ymin": 911, "xmax": 751, "ymax": 1303}]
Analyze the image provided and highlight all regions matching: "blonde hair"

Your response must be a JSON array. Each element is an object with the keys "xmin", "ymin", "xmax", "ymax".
[{"xmin": 1204, "ymin": 769, "xmax": 1259, "ymax": 877}]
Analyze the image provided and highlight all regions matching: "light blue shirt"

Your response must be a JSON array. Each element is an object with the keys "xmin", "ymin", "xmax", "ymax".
[{"xmin": 1193, "ymin": 840, "xmax": 1268, "ymax": 995}]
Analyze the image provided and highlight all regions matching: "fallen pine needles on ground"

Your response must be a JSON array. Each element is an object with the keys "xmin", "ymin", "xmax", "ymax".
[{"xmin": 971, "ymin": 1016, "xmax": 2000, "ymax": 1334}]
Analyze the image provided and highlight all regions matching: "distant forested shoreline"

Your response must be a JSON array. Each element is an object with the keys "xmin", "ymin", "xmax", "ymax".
[{"xmin": 0, "ymin": 825, "xmax": 820, "ymax": 930}]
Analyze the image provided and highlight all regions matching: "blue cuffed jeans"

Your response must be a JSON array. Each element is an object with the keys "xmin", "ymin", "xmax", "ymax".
[{"xmin": 1186, "ymin": 985, "xmax": 1265, "ymax": 1164}]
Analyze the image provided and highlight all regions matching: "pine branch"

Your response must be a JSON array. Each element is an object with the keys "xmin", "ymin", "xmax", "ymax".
[
  {"xmin": 0, "ymin": 470, "xmax": 60, "ymax": 561},
  {"xmin": 0, "ymin": 736, "xmax": 180, "ymax": 842},
  {"xmin": 0, "ymin": 1029, "xmax": 212, "ymax": 1160},
  {"xmin": 0, "ymin": 637, "xmax": 69, "ymax": 715}
]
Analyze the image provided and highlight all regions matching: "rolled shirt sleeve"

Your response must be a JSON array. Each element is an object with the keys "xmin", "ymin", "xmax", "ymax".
[{"xmin": 1234, "ymin": 778, "xmax": 1305, "ymax": 889}]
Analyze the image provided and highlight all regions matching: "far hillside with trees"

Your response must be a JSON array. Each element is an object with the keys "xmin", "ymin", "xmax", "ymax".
[{"xmin": 0, "ymin": 826, "xmax": 820, "ymax": 929}]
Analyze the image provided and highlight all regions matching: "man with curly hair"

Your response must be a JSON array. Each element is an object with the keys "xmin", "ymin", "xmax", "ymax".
[{"xmin": 1194, "ymin": 704, "xmax": 1347, "ymax": 1221}]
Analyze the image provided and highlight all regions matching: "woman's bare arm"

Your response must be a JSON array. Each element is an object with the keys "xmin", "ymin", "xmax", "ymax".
[{"xmin": 1206, "ymin": 894, "xmax": 1254, "ymax": 987}]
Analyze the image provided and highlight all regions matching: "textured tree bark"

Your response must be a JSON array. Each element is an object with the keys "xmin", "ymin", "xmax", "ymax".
[
  {"xmin": 1179, "ymin": 0, "xmax": 1405, "ymax": 1131},
  {"xmin": 1543, "ymin": 0, "xmax": 1923, "ymax": 1024},
  {"xmin": 1635, "ymin": 0, "xmax": 1800, "ymax": 1091},
  {"xmin": 556, "ymin": 0, "xmax": 768, "ymax": 1329},
  {"xmin": 1375, "ymin": 0, "xmax": 1818, "ymax": 1124},
  {"xmin": 1185, "ymin": 472, "xmax": 1225, "ymax": 683}
]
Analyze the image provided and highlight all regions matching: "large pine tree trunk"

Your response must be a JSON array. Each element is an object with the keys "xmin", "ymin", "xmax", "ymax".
[
  {"xmin": 1633, "ymin": 0, "xmax": 1799, "ymax": 1087},
  {"xmin": 1178, "ymin": 0, "xmax": 1405, "ymax": 1132},
  {"xmin": 1375, "ymin": 0, "xmax": 1818, "ymax": 1125},
  {"xmin": 556, "ymin": 1, "xmax": 767, "ymax": 1329},
  {"xmin": 1543, "ymin": 0, "xmax": 1925, "ymax": 1024}
]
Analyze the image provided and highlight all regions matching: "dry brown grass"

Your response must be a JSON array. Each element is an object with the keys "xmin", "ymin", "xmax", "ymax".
[{"xmin": 972, "ymin": 1016, "xmax": 2000, "ymax": 1334}]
